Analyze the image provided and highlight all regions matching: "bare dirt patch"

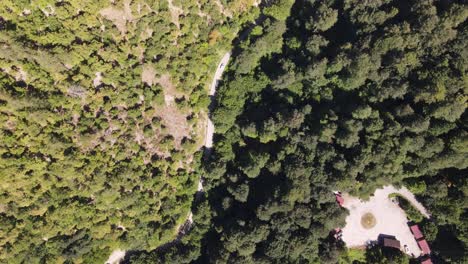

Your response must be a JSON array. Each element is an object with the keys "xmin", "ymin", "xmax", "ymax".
[
  {"xmin": 4, "ymin": 118, "xmax": 16, "ymax": 131},
  {"xmin": 155, "ymin": 73, "xmax": 184, "ymax": 106},
  {"xmin": 142, "ymin": 69, "xmax": 181, "ymax": 103},
  {"xmin": 156, "ymin": 74, "xmax": 174, "ymax": 89},
  {"xmin": 135, "ymin": 45, "xmax": 146, "ymax": 62},
  {"xmin": 16, "ymin": 67, "xmax": 27, "ymax": 82},
  {"xmin": 141, "ymin": 64, "xmax": 157, "ymax": 86},
  {"xmin": 214, "ymin": 0, "xmax": 233, "ymax": 18},
  {"xmin": 100, "ymin": 0, "xmax": 134, "ymax": 35},
  {"xmin": 167, "ymin": 0, "xmax": 184, "ymax": 28},
  {"xmin": 140, "ymin": 28, "xmax": 154, "ymax": 41},
  {"xmin": 154, "ymin": 104, "xmax": 190, "ymax": 149},
  {"xmin": 146, "ymin": 72, "xmax": 190, "ymax": 148}
]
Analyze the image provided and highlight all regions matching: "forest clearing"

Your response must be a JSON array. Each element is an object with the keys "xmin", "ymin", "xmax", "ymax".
[{"xmin": 340, "ymin": 185, "xmax": 430, "ymax": 256}]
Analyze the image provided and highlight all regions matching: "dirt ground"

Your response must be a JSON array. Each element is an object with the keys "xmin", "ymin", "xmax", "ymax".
[
  {"xmin": 100, "ymin": 0, "xmax": 134, "ymax": 35},
  {"xmin": 340, "ymin": 185, "xmax": 430, "ymax": 257},
  {"xmin": 167, "ymin": 0, "xmax": 183, "ymax": 29}
]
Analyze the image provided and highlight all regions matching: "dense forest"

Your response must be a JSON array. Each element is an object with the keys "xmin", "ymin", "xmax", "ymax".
[
  {"xmin": 0, "ymin": 0, "xmax": 260, "ymax": 262},
  {"xmin": 130, "ymin": 0, "xmax": 467, "ymax": 263},
  {"xmin": 1, "ymin": 0, "xmax": 467, "ymax": 263}
]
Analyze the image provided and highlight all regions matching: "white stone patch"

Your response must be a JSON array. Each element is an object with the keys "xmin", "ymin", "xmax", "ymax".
[
  {"xmin": 93, "ymin": 72, "xmax": 102, "ymax": 87},
  {"xmin": 197, "ymin": 180, "xmax": 203, "ymax": 192},
  {"xmin": 105, "ymin": 249, "xmax": 125, "ymax": 264}
]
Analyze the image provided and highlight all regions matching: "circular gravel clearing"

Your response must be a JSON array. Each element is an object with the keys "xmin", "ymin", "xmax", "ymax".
[
  {"xmin": 340, "ymin": 185, "xmax": 431, "ymax": 257},
  {"xmin": 361, "ymin": 212, "xmax": 376, "ymax": 229}
]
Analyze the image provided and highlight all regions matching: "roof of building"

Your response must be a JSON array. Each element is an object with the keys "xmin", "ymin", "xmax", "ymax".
[
  {"xmin": 421, "ymin": 258, "xmax": 433, "ymax": 264},
  {"xmin": 382, "ymin": 237, "xmax": 401, "ymax": 249},
  {"xmin": 410, "ymin": 224, "xmax": 424, "ymax": 240},
  {"xmin": 335, "ymin": 194, "xmax": 344, "ymax": 206},
  {"xmin": 417, "ymin": 239, "xmax": 431, "ymax": 255}
]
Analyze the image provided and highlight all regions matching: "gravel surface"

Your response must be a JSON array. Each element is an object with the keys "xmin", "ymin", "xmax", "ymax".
[
  {"xmin": 209, "ymin": 52, "xmax": 230, "ymax": 96},
  {"xmin": 105, "ymin": 250, "xmax": 125, "ymax": 264},
  {"xmin": 205, "ymin": 52, "xmax": 230, "ymax": 149},
  {"xmin": 341, "ymin": 185, "xmax": 430, "ymax": 257}
]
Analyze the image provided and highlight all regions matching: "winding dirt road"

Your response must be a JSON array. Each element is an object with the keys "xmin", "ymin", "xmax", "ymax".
[
  {"xmin": 105, "ymin": 52, "xmax": 231, "ymax": 264},
  {"xmin": 205, "ymin": 52, "xmax": 230, "ymax": 150},
  {"xmin": 185, "ymin": 52, "xmax": 230, "ymax": 226}
]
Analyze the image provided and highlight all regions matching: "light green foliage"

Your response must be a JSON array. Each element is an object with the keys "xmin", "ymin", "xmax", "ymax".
[
  {"xmin": 404, "ymin": 178, "xmax": 427, "ymax": 194},
  {"xmin": 235, "ymin": 19, "xmax": 287, "ymax": 74},
  {"xmin": 339, "ymin": 248, "xmax": 366, "ymax": 264},
  {"xmin": 0, "ymin": 0, "xmax": 260, "ymax": 262},
  {"xmin": 263, "ymin": 0, "xmax": 295, "ymax": 21}
]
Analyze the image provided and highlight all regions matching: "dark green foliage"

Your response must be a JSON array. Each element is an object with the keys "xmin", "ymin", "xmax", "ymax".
[
  {"xmin": 263, "ymin": 0, "xmax": 295, "ymax": 21},
  {"xmin": 198, "ymin": 0, "xmax": 467, "ymax": 262},
  {"xmin": 395, "ymin": 195, "xmax": 425, "ymax": 223},
  {"xmin": 418, "ymin": 170, "xmax": 468, "ymax": 263},
  {"xmin": 234, "ymin": 19, "xmax": 287, "ymax": 74}
]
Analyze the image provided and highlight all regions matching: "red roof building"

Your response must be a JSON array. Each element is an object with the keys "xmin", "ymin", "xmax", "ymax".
[
  {"xmin": 421, "ymin": 258, "xmax": 433, "ymax": 264},
  {"xmin": 382, "ymin": 237, "xmax": 401, "ymax": 249},
  {"xmin": 417, "ymin": 239, "xmax": 431, "ymax": 255},
  {"xmin": 410, "ymin": 224, "xmax": 424, "ymax": 240},
  {"xmin": 335, "ymin": 194, "xmax": 344, "ymax": 206}
]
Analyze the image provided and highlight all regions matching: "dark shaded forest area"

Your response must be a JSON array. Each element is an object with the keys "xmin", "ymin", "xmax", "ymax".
[{"xmin": 129, "ymin": 0, "xmax": 467, "ymax": 263}]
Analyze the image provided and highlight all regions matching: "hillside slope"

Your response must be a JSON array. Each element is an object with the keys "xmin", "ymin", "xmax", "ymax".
[{"xmin": 0, "ymin": 0, "xmax": 259, "ymax": 262}]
